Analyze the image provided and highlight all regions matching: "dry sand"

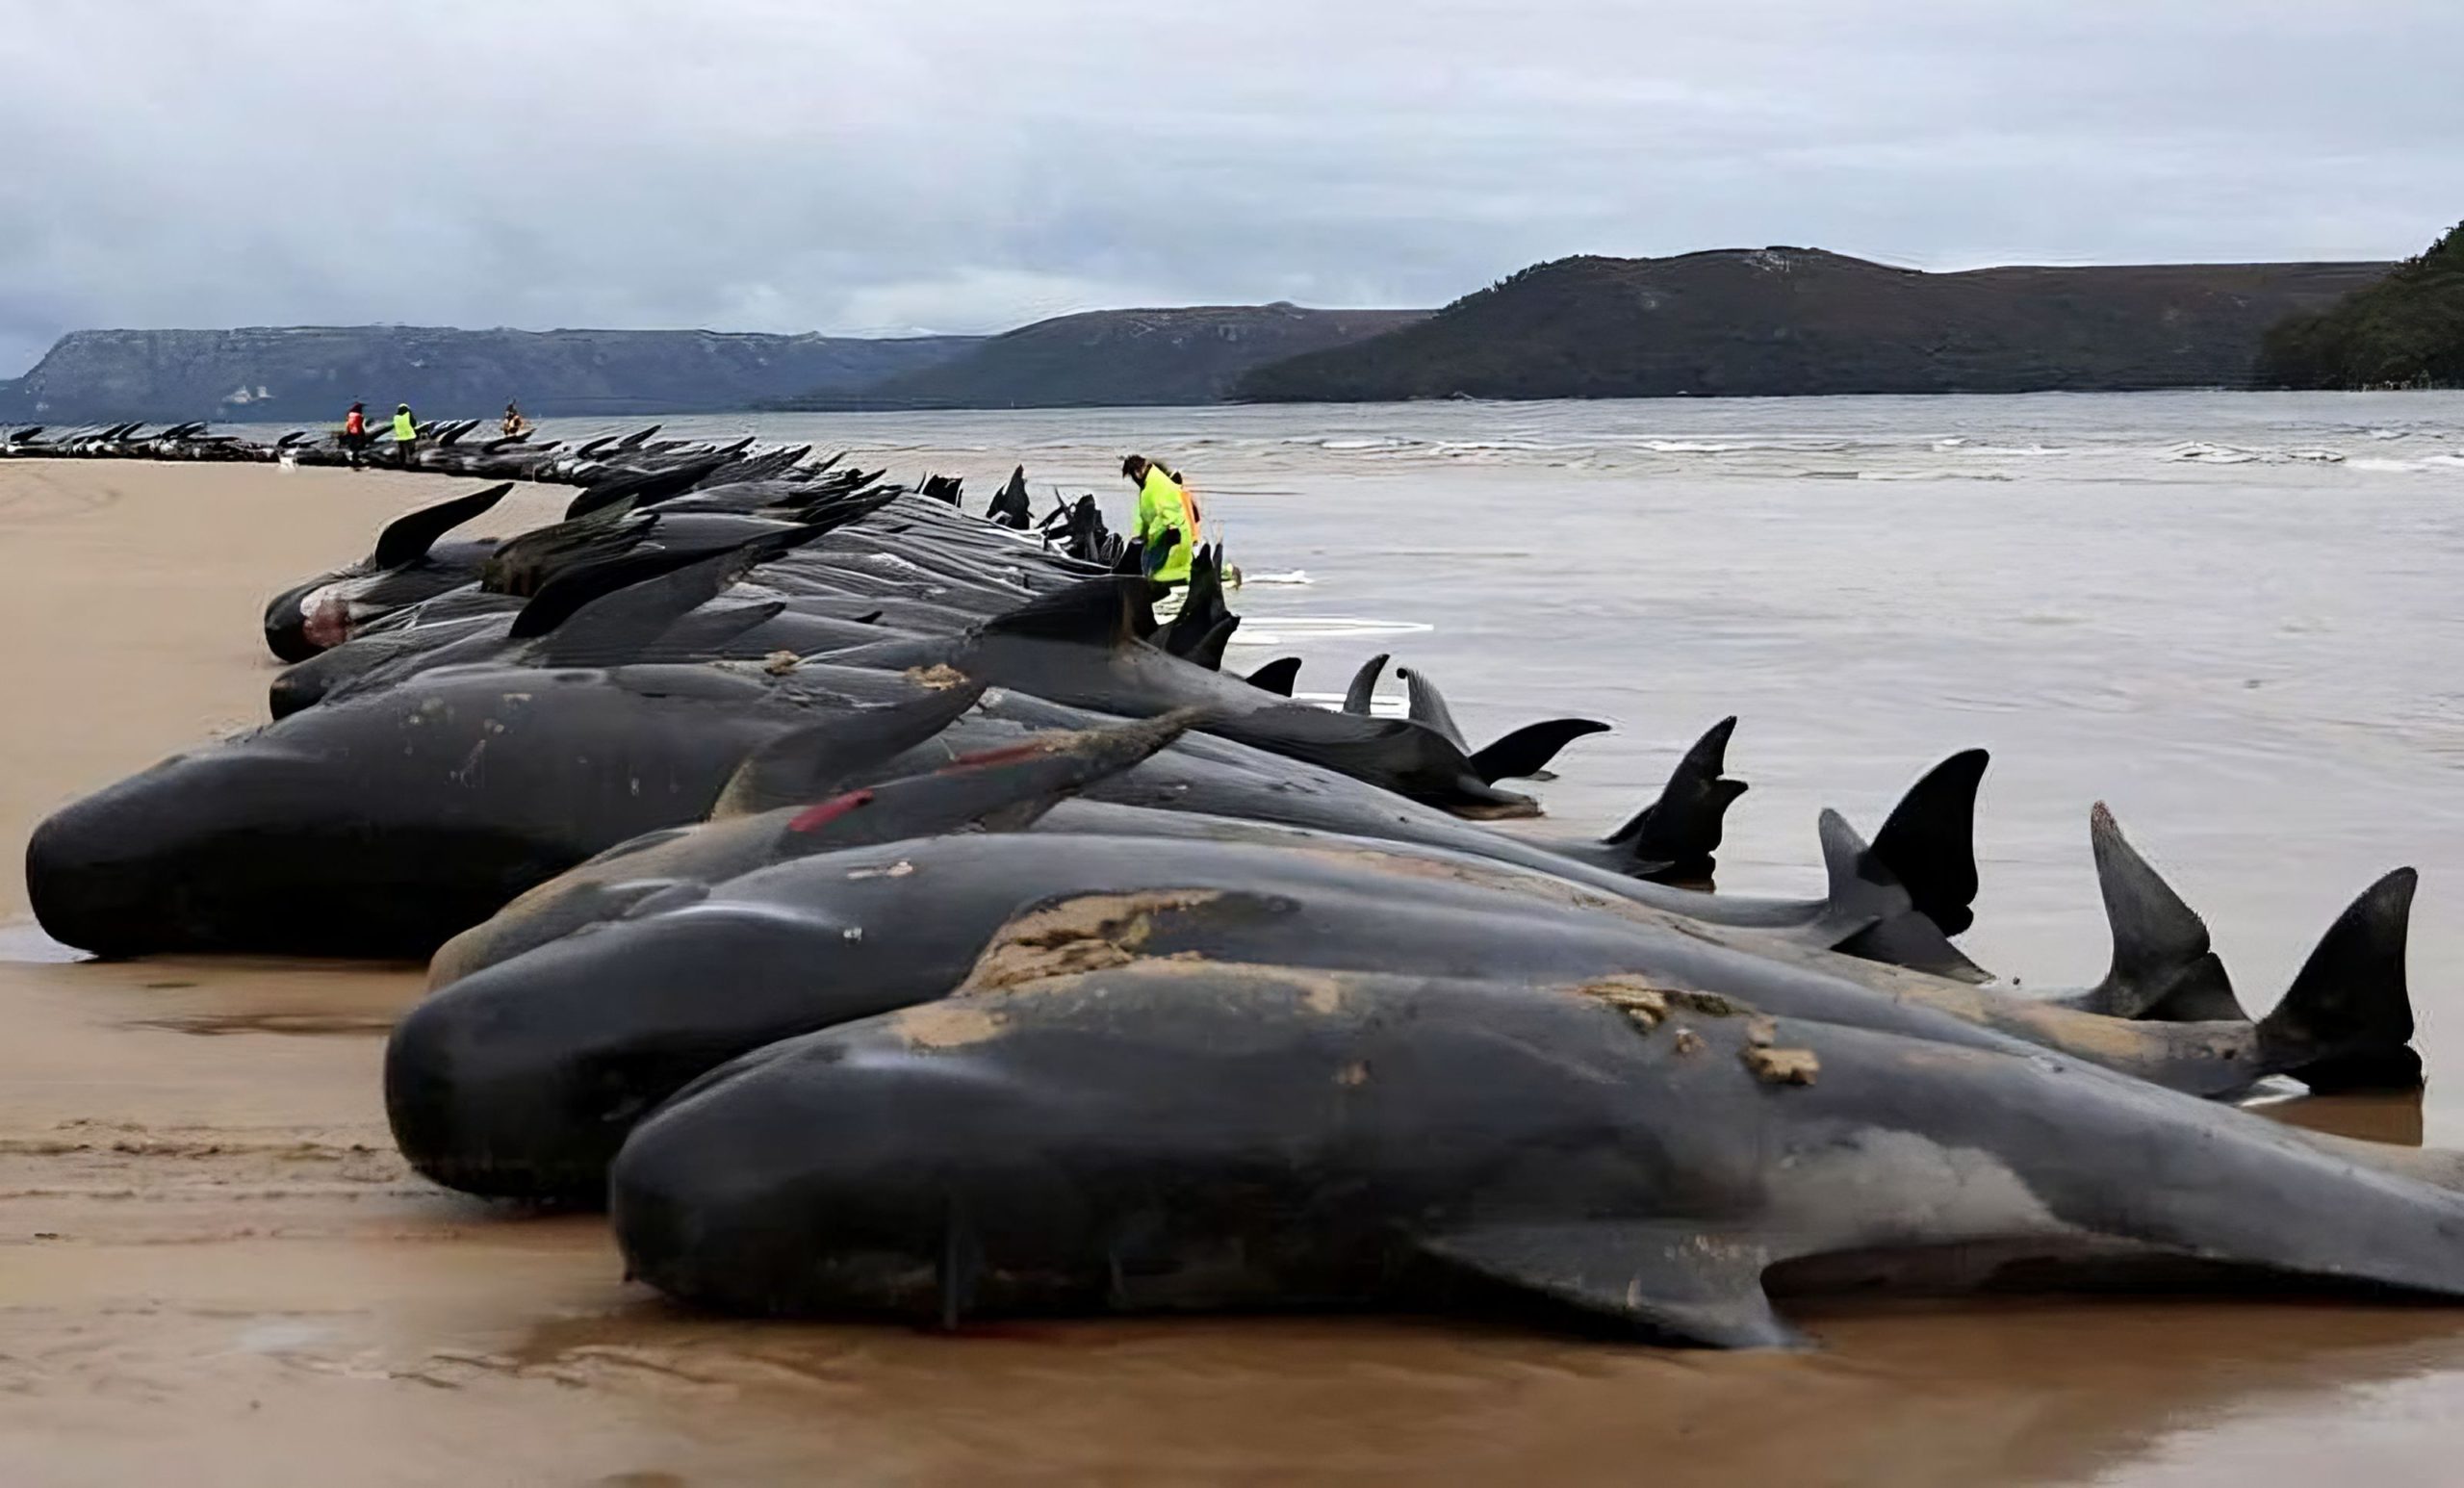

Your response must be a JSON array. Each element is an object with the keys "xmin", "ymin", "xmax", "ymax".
[{"xmin": 2, "ymin": 457, "xmax": 2461, "ymax": 1487}]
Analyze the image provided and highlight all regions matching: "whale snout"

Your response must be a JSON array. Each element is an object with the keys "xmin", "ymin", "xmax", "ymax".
[
  {"xmin": 388, "ymin": 908, "xmax": 868, "ymax": 1201},
  {"xmin": 24, "ymin": 807, "xmax": 153, "ymax": 959},
  {"xmin": 22, "ymin": 757, "xmax": 247, "ymax": 958},
  {"xmin": 384, "ymin": 978, "xmax": 629, "ymax": 1204},
  {"xmin": 22, "ymin": 744, "xmax": 509, "ymax": 959}
]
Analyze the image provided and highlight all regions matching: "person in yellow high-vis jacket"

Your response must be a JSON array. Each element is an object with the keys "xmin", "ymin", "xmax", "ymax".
[
  {"xmin": 1121, "ymin": 453, "xmax": 1201, "ymax": 587},
  {"xmin": 391, "ymin": 403, "xmax": 419, "ymax": 470}
]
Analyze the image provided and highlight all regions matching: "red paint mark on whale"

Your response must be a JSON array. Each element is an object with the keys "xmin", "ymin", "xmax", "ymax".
[
  {"xmin": 788, "ymin": 788, "xmax": 876, "ymax": 833},
  {"xmin": 941, "ymin": 742, "xmax": 1049, "ymax": 773}
]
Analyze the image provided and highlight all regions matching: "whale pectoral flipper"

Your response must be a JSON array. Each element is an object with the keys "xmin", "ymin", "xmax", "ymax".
[{"xmin": 1418, "ymin": 1221, "xmax": 1806, "ymax": 1349}]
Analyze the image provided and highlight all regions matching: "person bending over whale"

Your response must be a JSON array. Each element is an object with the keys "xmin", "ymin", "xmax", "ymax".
[{"xmin": 1122, "ymin": 454, "xmax": 1201, "ymax": 593}]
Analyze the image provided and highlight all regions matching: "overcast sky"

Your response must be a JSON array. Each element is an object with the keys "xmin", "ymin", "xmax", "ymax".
[{"xmin": 3, "ymin": 1, "xmax": 2458, "ymax": 375}]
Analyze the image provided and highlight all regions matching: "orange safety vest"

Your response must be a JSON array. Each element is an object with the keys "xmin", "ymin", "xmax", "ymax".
[
  {"xmin": 344, "ymin": 410, "xmax": 365, "ymax": 436},
  {"xmin": 1177, "ymin": 479, "xmax": 1204, "ymax": 541}
]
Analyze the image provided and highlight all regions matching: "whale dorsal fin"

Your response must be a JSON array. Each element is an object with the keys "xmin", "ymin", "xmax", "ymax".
[
  {"xmin": 1394, "ymin": 666, "xmax": 1469, "ymax": 751},
  {"xmin": 1810, "ymin": 808, "xmax": 1914, "ymax": 945},
  {"xmin": 1868, "ymin": 750, "xmax": 1989, "ymax": 936},
  {"xmin": 2080, "ymin": 803, "xmax": 2244, "ymax": 1021},
  {"xmin": 1186, "ymin": 614, "xmax": 1241, "ymax": 672},
  {"xmin": 979, "ymin": 577, "xmax": 1159, "ymax": 649},
  {"xmin": 1343, "ymin": 654, "xmax": 1389, "ymax": 714},
  {"xmin": 1244, "ymin": 656, "xmax": 1302, "ymax": 697},
  {"xmin": 534, "ymin": 527, "xmax": 820, "ymax": 668},
  {"xmin": 2257, "ymin": 868, "xmax": 2422, "ymax": 1092},
  {"xmin": 1469, "ymin": 719, "xmax": 1612, "ymax": 784},
  {"xmin": 711, "ymin": 680, "xmax": 989, "ymax": 817}
]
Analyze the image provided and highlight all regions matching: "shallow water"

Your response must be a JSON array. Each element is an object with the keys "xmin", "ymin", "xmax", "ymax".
[{"xmin": 18, "ymin": 388, "xmax": 2464, "ymax": 1485}]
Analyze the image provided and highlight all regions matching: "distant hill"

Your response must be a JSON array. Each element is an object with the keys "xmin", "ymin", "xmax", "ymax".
[
  {"xmin": 1234, "ymin": 249, "xmax": 2393, "ymax": 402},
  {"xmin": 0, "ymin": 326, "xmax": 981, "ymax": 424},
  {"xmin": 779, "ymin": 303, "xmax": 1430, "ymax": 410},
  {"xmin": 2256, "ymin": 222, "xmax": 2464, "ymax": 389}
]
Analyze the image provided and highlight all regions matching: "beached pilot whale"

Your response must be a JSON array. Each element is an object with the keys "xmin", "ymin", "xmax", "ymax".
[
  {"xmin": 823, "ymin": 577, "xmax": 1607, "ymax": 816},
  {"xmin": 262, "ymin": 484, "xmax": 512, "ymax": 660},
  {"xmin": 413, "ymin": 655, "xmax": 1998, "ymax": 995},
  {"xmin": 607, "ymin": 959, "xmax": 2464, "ymax": 1344},
  {"xmin": 387, "ymin": 813, "xmax": 2415, "ymax": 1201},
  {"xmin": 31, "ymin": 555, "xmax": 1649, "ymax": 961}
]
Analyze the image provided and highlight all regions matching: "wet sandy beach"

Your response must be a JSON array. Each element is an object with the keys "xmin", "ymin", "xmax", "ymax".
[{"xmin": 5, "ymin": 447, "xmax": 2464, "ymax": 1485}]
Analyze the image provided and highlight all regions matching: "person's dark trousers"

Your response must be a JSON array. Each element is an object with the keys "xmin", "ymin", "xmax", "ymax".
[
  {"xmin": 397, "ymin": 439, "xmax": 415, "ymax": 470},
  {"xmin": 345, "ymin": 434, "xmax": 364, "ymax": 470}
]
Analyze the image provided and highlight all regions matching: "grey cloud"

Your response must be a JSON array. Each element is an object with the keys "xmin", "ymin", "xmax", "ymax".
[{"xmin": 2, "ymin": 0, "xmax": 2460, "ymax": 375}]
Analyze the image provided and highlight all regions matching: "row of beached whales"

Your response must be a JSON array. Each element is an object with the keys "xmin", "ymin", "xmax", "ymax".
[
  {"xmin": 18, "ymin": 445, "xmax": 2459, "ymax": 1349},
  {"xmin": 0, "ymin": 420, "xmax": 1115, "ymax": 559}
]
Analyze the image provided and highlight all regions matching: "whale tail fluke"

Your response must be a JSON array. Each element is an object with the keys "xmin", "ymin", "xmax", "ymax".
[{"xmin": 1601, "ymin": 717, "xmax": 1745, "ymax": 885}]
